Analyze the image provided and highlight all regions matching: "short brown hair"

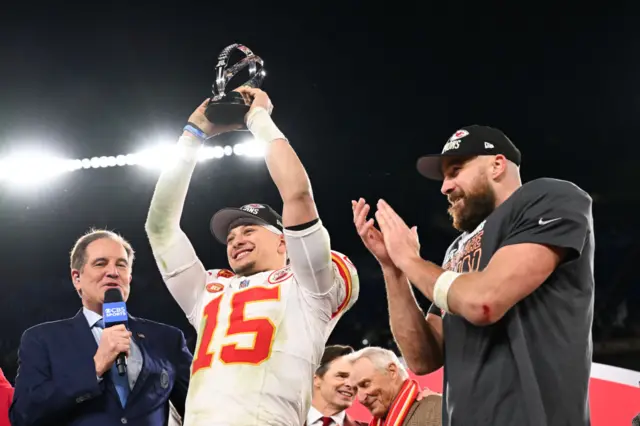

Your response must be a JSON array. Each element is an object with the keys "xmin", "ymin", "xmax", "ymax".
[
  {"xmin": 70, "ymin": 228, "xmax": 135, "ymax": 271},
  {"xmin": 315, "ymin": 345, "xmax": 354, "ymax": 378}
]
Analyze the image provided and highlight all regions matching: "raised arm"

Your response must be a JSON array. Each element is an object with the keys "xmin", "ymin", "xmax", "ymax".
[
  {"xmin": 239, "ymin": 87, "xmax": 317, "ymax": 228},
  {"xmin": 384, "ymin": 268, "xmax": 444, "ymax": 375},
  {"xmin": 352, "ymin": 198, "xmax": 443, "ymax": 375},
  {"xmin": 145, "ymin": 100, "xmax": 234, "ymax": 319},
  {"xmin": 239, "ymin": 88, "xmax": 339, "ymax": 296}
]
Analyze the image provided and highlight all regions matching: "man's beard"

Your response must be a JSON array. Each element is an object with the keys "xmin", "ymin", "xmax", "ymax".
[{"xmin": 447, "ymin": 179, "xmax": 497, "ymax": 233}]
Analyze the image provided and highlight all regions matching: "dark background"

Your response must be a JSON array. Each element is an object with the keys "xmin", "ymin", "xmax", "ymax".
[{"xmin": 0, "ymin": 5, "xmax": 638, "ymax": 381}]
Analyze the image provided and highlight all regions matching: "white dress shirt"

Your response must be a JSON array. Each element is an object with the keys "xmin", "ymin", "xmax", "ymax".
[
  {"xmin": 83, "ymin": 307, "xmax": 143, "ymax": 390},
  {"xmin": 306, "ymin": 405, "xmax": 346, "ymax": 426}
]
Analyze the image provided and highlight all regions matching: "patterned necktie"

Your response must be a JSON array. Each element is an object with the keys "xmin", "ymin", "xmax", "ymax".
[
  {"xmin": 321, "ymin": 417, "xmax": 333, "ymax": 426},
  {"xmin": 94, "ymin": 319, "xmax": 130, "ymax": 407}
]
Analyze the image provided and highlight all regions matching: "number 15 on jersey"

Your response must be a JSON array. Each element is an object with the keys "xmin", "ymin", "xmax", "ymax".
[{"xmin": 192, "ymin": 286, "xmax": 281, "ymax": 375}]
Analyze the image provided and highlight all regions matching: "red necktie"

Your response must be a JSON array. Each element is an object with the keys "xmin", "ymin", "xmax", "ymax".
[{"xmin": 321, "ymin": 417, "xmax": 333, "ymax": 426}]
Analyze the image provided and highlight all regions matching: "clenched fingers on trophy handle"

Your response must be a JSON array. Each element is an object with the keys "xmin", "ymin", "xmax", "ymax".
[{"xmin": 233, "ymin": 87, "xmax": 253, "ymax": 105}]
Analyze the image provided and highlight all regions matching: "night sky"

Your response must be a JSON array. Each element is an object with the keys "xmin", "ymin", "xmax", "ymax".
[{"xmin": 0, "ymin": 5, "xmax": 638, "ymax": 378}]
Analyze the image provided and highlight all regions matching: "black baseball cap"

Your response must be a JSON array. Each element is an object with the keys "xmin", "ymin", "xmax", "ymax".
[
  {"xmin": 210, "ymin": 203, "xmax": 284, "ymax": 244},
  {"xmin": 416, "ymin": 125, "xmax": 522, "ymax": 180}
]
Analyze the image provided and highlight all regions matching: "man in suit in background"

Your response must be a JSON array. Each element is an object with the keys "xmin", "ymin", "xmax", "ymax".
[
  {"xmin": 308, "ymin": 345, "xmax": 366, "ymax": 426},
  {"xmin": 0, "ymin": 368, "xmax": 13, "ymax": 426},
  {"xmin": 10, "ymin": 229, "xmax": 193, "ymax": 426},
  {"xmin": 347, "ymin": 347, "xmax": 441, "ymax": 426}
]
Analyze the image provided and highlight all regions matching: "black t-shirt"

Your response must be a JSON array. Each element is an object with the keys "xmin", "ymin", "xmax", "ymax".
[{"xmin": 427, "ymin": 178, "xmax": 594, "ymax": 426}]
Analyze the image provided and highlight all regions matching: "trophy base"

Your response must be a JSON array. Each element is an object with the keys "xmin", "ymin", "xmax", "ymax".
[{"xmin": 205, "ymin": 92, "xmax": 249, "ymax": 130}]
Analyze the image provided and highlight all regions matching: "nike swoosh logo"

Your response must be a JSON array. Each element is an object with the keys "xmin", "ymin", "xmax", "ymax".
[{"xmin": 538, "ymin": 218, "xmax": 561, "ymax": 226}]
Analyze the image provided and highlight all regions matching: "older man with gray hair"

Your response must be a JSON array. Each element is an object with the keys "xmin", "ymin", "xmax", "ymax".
[
  {"xmin": 10, "ymin": 228, "xmax": 192, "ymax": 426},
  {"xmin": 346, "ymin": 347, "xmax": 441, "ymax": 426}
]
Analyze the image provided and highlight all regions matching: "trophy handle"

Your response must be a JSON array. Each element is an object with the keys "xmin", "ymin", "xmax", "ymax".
[
  {"xmin": 206, "ymin": 44, "xmax": 266, "ymax": 130},
  {"xmin": 212, "ymin": 44, "xmax": 265, "ymax": 101}
]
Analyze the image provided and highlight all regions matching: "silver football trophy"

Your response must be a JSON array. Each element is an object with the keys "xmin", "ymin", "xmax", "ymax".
[{"xmin": 205, "ymin": 44, "xmax": 266, "ymax": 130}]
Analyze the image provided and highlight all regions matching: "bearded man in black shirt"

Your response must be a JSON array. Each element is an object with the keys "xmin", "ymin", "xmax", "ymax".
[{"xmin": 352, "ymin": 125, "xmax": 594, "ymax": 426}]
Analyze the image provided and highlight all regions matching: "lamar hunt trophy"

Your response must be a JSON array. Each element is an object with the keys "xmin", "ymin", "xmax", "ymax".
[{"xmin": 205, "ymin": 43, "xmax": 266, "ymax": 130}]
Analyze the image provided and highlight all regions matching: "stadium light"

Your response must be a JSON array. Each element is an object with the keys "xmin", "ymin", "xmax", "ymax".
[
  {"xmin": 0, "ymin": 138, "xmax": 265, "ymax": 185},
  {"xmin": 0, "ymin": 152, "xmax": 77, "ymax": 186}
]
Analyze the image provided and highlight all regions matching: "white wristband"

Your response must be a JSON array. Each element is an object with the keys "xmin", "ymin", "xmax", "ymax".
[
  {"xmin": 246, "ymin": 107, "xmax": 286, "ymax": 143},
  {"xmin": 433, "ymin": 270, "xmax": 460, "ymax": 314}
]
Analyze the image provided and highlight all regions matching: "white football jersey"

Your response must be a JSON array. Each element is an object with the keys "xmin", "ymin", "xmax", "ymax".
[
  {"xmin": 144, "ymin": 136, "xmax": 359, "ymax": 425},
  {"xmin": 156, "ymin": 221, "xmax": 359, "ymax": 426}
]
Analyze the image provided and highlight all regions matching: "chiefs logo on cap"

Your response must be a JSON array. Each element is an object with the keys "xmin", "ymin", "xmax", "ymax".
[{"xmin": 449, "ymin": 130, "xmax": 469, "ymax": 141}]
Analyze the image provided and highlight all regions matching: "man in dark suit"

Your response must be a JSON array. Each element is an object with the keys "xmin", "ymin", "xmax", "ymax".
[
  {"xmin": 10, "ymin": 229, "xmax": 193, "ymax": 426},
  {"xmin": 307, "ymin": 345, "xmax": 366, "ymax": 426}
]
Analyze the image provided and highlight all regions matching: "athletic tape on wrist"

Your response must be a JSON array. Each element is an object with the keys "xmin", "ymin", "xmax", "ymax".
[
  {"xmin": 434, "ymin": 270, "xmax": 460, "ymax": 314},
  {"xmin": 246, "ymin": 107, "xmax": 286, "ymax": 143}
]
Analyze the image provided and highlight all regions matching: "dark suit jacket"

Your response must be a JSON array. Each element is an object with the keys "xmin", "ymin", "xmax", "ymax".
[{"xmin": 10, "ymin": 309, "xmax": 192, "ymax": 426}]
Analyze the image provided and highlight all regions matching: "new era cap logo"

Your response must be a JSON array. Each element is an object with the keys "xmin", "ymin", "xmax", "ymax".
[{"xmin": 484, "ymin": 142, "xmax": 494, "ymax": 149}]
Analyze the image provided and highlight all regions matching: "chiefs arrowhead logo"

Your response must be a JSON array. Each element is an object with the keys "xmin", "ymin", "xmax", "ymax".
[
  {"xmin": 268, "ymin": 267, "xmax": 293, "ymax": 284},
  {"xmin": 449, "ymin": 129, "xmax": 469, "ymax": 141}
]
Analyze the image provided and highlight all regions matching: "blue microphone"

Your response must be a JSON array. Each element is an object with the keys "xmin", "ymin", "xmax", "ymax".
[{"xmin": 103, "ymin": 288, "xmax": 128, "ymax": 376}]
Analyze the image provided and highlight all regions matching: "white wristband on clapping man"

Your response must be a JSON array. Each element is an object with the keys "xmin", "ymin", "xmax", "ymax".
[
  {"xmin": 246, "ymin": 107, "xmax": 287, "ymax": 143},
  {"xmin": 433, "ymin": 270, "xmax": 461, "ymax": 314}
]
